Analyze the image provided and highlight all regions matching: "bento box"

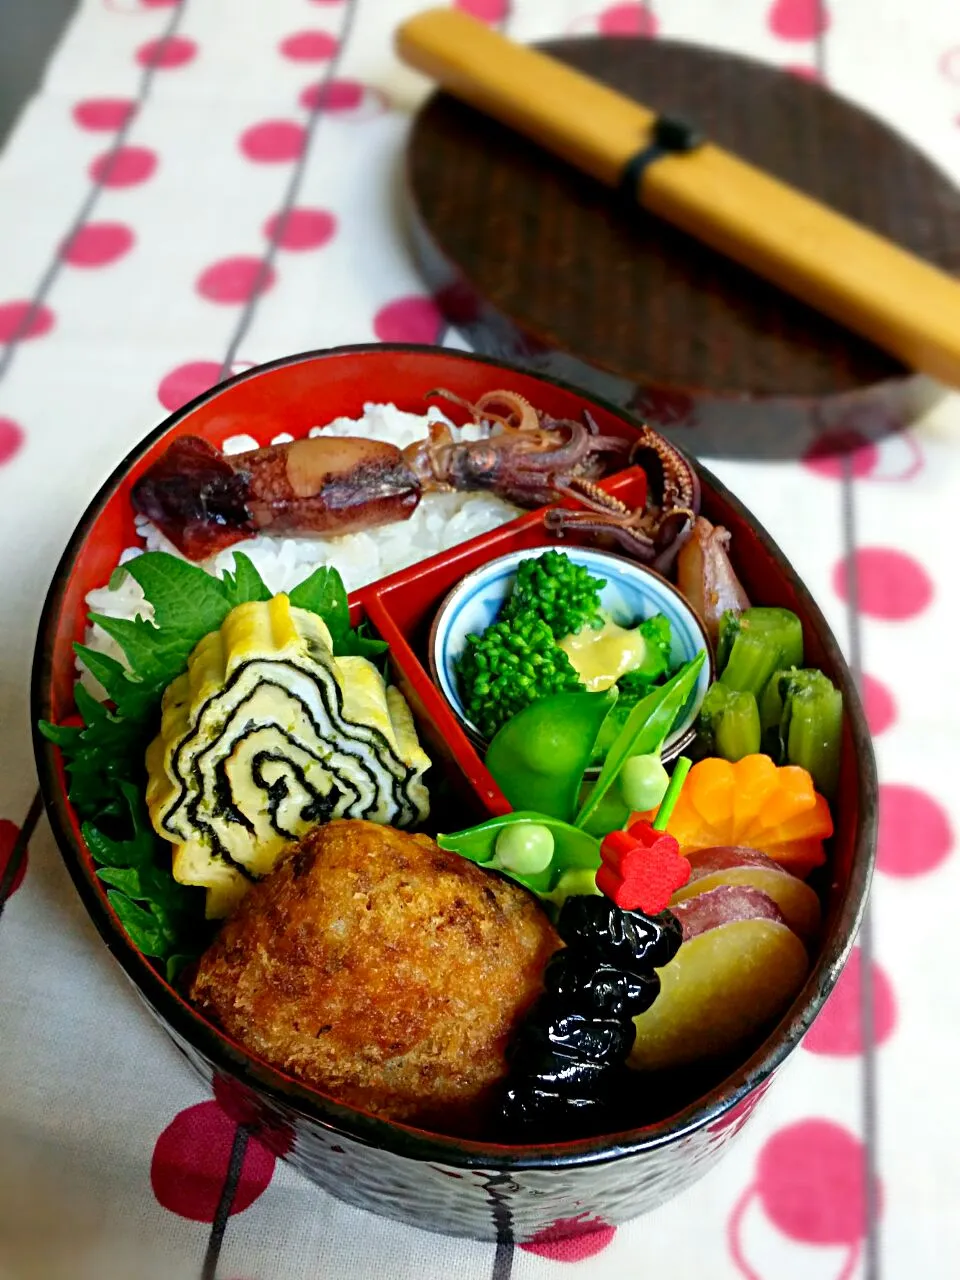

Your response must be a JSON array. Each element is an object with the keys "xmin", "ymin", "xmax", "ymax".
[{"xmin": 31, "ymin": 345, "xmax": 876, "ymax": 1243}]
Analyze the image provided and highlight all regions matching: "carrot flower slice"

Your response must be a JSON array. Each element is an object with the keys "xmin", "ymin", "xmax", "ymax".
[
  {"xmin": 633, "ymin": 754, "xmax": 833, "ymax": 877},
  {"xmin": 686, "ymin": 758, "xmax": 737, "ymax": 843}
]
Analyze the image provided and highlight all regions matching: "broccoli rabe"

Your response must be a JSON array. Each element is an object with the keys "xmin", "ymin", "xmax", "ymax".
[
  {"xmin": 500, "ymin": 549, "xmax": 605, "ymax": 639},
  {"xmin": 457, "ymin": 616, "xmax": 584, "ymax": 741},
  {"xmin": 638, "ymin": 614, "xmax": 671, "ymax": 673},
  {"xmin": 455, "ymin": 549, "xmax": 678, "ymax": 745}
]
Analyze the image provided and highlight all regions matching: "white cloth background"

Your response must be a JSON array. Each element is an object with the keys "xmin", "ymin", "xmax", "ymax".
[{"xmin": 1, "ymin": 2, "xmax": 958, "ymax": 1278}]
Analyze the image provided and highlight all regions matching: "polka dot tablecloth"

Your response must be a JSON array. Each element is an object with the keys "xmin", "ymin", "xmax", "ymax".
[{"xmin": 0, "ymin": 2, "xmax": 958, "ymax": 1278}]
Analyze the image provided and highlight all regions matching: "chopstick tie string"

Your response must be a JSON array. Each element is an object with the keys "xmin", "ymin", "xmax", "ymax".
[{"xmin": 617, "ymin": 115, "xmax": 704, "ymax": 205}]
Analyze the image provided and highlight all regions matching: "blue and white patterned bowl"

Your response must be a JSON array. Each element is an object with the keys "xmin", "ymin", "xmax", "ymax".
[{"xmin": 430, "ymin": 543, "xmax": 714, "ymax": 759}]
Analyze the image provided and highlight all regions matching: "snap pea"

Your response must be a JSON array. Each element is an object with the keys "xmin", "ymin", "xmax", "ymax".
[
  {"xmin": 493, "ymin": 823, "xmax": 555, "ymax": 875},
  {"xmin": 436, "ymin": 811, "xmax": 602, "ymax": 901},
  {"xmin": 484, "ymin": 688, "xmax": 617, "ymax": 823},
  {"xmin": 619, "ymin": 754, "xmax": 670, "ymax": 812},
  {"xmin": 575, "ymin": 652, "xmax": 706, "ymax": 835}
]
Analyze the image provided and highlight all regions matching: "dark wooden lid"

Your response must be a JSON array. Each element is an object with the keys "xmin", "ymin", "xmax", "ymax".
[{"xmin": 406, "ymin": 37, "xmax": 960, "ymax": 457}]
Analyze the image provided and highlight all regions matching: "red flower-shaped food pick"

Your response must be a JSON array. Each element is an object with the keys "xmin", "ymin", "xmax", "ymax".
[{"xmin": 597, "ymin": 823, "xmax": 692, "ymax": 913}]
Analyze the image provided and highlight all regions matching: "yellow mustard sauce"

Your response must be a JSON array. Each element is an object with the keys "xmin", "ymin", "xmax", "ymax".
[{"xmin": 558, "ymin": 618, "xmax": 648, "ymax": 692}]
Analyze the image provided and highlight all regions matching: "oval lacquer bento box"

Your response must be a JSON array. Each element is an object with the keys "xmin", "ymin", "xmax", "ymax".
[{"xmin": 31, "ymin": 345, "xmax": 877, "ymax": 1243}]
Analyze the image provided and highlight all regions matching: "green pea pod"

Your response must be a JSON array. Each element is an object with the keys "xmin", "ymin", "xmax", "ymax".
[
  {"xmin": 575, "ymin": 775, "xmax": 635, "ymax": 837},
  {"xmin": 484, "ymin": 689, "xmax": 617, "ymax": 822},
  {"xmin": 436, "ymin": 811, "xmax": 602, "ymax": 899},
  {"xmin": 574, "ymin": 652, "xmax": 706, "ymax": 834}
]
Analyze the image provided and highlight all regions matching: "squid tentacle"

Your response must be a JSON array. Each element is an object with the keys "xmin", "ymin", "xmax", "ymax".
[
  {"xmin": 544, "ymin": 507, "xmax": 658, "ymax": 561},
  {"xmin": 131, "ymin": 386, "xmax": 698, "ymax": 574}
]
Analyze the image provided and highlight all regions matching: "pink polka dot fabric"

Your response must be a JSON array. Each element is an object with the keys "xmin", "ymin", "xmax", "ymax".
[
  {"xmin": 151, "ymin": 1101, "xmax": 276, "ymax": 1221},
  {"xmin": 0, "ymin": 2, "xmax": 958, "ymax": 1279},
  {"xmin": 239, "ymin": 120, "xmax": 306, "ymax": 163},
  {"xmin": 196, "ymin": 256, "xmax": 275, "ymax": 304},
  {"xmin": 0, "ymin": 818, "xmax": 29, "ymax": 898},
  {"xmin": 61, "ymin": 222, "xmax": 135, "ymax": 267},
  {"xmin": 136, "ymin": 35, "xmax": 198, "ymax": 69},
  {"xmin": 89, "ymin": 145, "xmax": 157, "ymax": 187},
  {"xmin": 0, "ymin": 301, "xmax": 54, "ymax": 342},
  {"xmin": 766, "ymin": 0, "xmax": 830, "ymax": 42},
  {"xmin": 72, "ymin": 98, "xmax": 135, "ymax": 131},
  {"xmin": 156, "ymin": 359, "xmax": 223, "ymax": 411},
  {"xmin": 264, "ymin": 207, "xmax": 336, "ymax": 251}
]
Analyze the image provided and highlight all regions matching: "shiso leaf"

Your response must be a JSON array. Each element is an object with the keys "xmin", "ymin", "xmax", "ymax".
[
  {"xmin": 122, "ymin": 551, "xmax": 233, "ymax": 634},
  {"xmin": 81, "ymin": 782, "xmax": 156, "ymax": 867},
  {"xmin": 42, "ymin": 685, "xmax": 150, "ymax": 818},
  {"xmin": 96, "ymin": 866, "xmax": 153, "ymax": 895},
  {"xmin": 91, "ymin": 781, "xmax": 208, "ymax": 961},
  {"xmin": 288, "ymin": 566, "xmax": 387, "ymax": 657},
  {"xmin": 73, "ymin": 644, "xmax": 132, "ymax": 704},
  {"xmin": 87, "ymin": 612, "xmax": 203, "ymax": 705},
  {"xmin": 288, "ymin": 565, "xmax": 350, "ymax": 647},
  {"xmin": 220, "ymin": 552, "xmax": 271, "ymax": 608},
  {"xmin": 336, "ymin": 618, "xmax": 389, "ymax": 660},
  {"xmin": 83, "ymin": 822, "xmax": 151, "ymax": 869},
  {"xmin": 88, "ymin": 552, "xmax": 244, "ymax": 703},
  {"xmin": 73, "ymin": 644, "xmax": 156, "ymax": 720},
  {"xmin": 37, "ymin": 720, "xmax": 82, "ymax": 750},
  {"xmin": 106, "ymin": 889, "xmax": 168, "ymax": 957}
]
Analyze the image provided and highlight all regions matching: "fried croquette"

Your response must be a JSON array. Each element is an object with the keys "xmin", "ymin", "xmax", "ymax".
[{"xmin": 189, "ymin": 820, "xmax": 561, "ymax": 1134}]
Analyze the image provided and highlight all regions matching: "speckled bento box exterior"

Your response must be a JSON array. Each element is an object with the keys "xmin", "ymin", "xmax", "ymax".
[
  {"xmin": 162, "ymin": 1011, "xmax": 766, "ymax": 1242},
  {"xmin": 33, "ymin": 347, "xmax": 876, "ymax": 1244}
]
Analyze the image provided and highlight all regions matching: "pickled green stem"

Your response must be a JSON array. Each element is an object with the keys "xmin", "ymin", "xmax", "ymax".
[
  {"xmin": 718, "ymin": 608, "xmax": 804, "ymax": 697},
  {"xmin": 652, "ymin": 756, "xmax": 692, "ymax": 832},
  {"xmin": 784, "ymin": 674, "xmax": 843, "ymax": 798},
  {"xmin": 700, "ymin": 682, "xmax": 761, "ymax": 762}
]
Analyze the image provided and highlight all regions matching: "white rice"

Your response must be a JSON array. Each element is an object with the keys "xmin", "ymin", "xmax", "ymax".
[{"xmin": 79, "ymin": 403, "xmax": 520, "ymax": 696}]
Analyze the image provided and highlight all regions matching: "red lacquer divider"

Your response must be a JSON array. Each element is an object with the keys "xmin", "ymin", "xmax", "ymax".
[
  {"xmin": 352, "ymin": 468, "xmax": 650, "ymax": 824},
  {"xmin": 361, "ymin": 593, "xmax": 510, "ymax": 820}
]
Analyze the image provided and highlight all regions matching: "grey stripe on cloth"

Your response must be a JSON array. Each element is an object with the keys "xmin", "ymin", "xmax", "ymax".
[
  {"xmin": 200, "ymin": 1126, "xmax": 250, "ymax": 1280},
  {"xmin": 817, "ymin": 20, "xmax": 881, "ymax": 1280},
  {"xmin": 216, "ymin": 0, "xmax": 361, "ymax": 381},
  {"xmin": 840, "ymin": 457, "xmax": 882, "ymax": 1280}
]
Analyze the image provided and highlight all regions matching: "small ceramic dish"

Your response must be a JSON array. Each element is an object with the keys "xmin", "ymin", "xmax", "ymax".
[{"xmin": 429, "ymin": 544, "xmax": 714, "ymax": 757}]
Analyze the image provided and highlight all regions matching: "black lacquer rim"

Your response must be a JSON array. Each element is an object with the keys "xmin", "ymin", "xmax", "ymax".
[{"xmin": 31, "ymin": 342, "xmax": 878, "ymax": 1172}]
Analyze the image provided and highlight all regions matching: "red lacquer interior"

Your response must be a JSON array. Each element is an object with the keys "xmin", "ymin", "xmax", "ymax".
[{"xmin": 44, "ymin": 347, "xmax": 864, "ymax": 1130}]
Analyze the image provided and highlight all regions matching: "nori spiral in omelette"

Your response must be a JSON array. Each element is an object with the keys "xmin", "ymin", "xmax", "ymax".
[{"xmin": 146, "ymin": 596, "xmax": 430, "ymax": 918}]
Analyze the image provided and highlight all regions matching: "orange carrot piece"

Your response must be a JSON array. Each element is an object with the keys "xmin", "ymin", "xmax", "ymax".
[
  {"xmin": 639, "ymin": 755, "xmax": 834, "ymax": 877},
  {"xmin": 761, "ymin": 836, "xmax": 827, "ymax": 878},
  {"xmin": 686, "ymin": 758, "xmax": 737, "ymax": 844},
  {"xmin": 740, "ymin": 768, "xmax": 816, "ymax": 842},
  {"xmin": 730, "ymin": 754, "xmax": 779, "ymax": 835}
]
